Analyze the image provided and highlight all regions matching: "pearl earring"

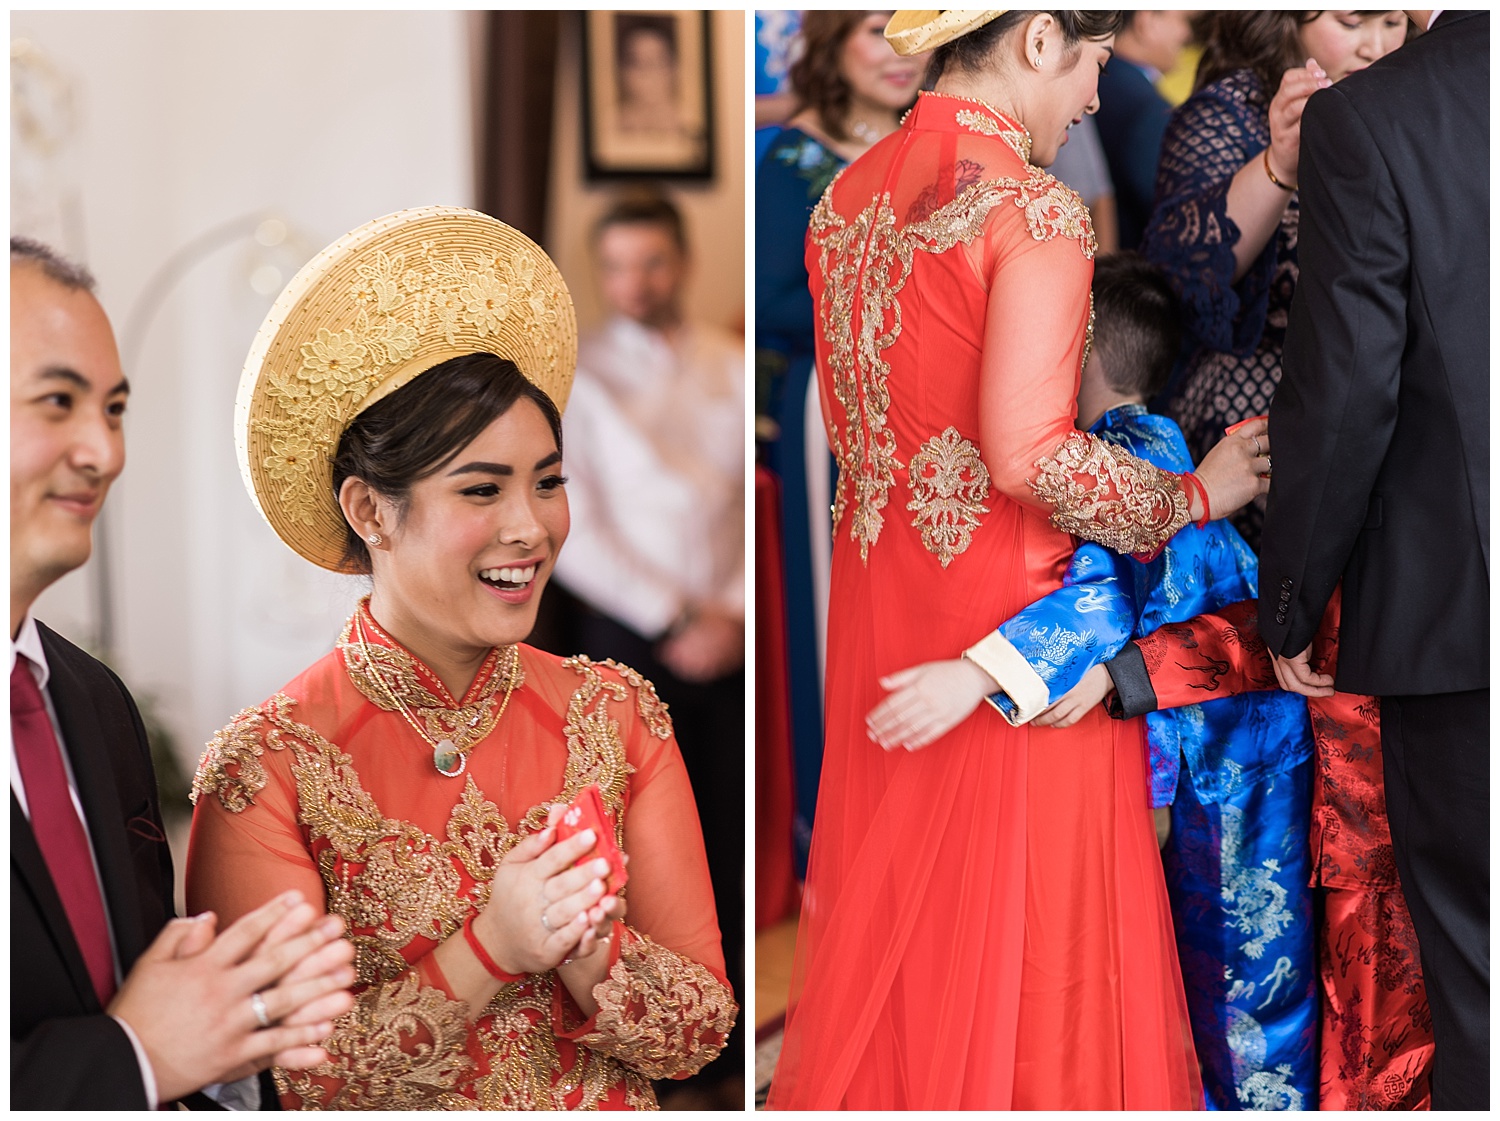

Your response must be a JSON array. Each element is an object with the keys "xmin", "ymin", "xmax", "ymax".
[{"xmin": 367, "ymin": 533, "xmax": 383, "ymax": 546}]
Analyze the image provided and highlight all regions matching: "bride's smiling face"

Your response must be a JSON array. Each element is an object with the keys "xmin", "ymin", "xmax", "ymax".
[{"xmin": 369, "ymin": 398, "xmax": 569, "ymax": 660}]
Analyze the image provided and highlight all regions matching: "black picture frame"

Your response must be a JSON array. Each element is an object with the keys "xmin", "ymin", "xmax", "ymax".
[{"xmin": 581, "ymin": 10, "xmax": 715, "ymax": 181}]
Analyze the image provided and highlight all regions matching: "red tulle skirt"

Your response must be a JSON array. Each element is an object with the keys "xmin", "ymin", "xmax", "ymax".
[{"xmin": 769, "ymin": 538, "xmax": 1201, "ymax": 1109}]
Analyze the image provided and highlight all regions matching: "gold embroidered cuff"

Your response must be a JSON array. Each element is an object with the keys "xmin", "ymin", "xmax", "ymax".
[
  {"xmin": 577, "ymin": 928, "xmax": 738, "ymax": 1080},
  {"xmin": 1030, "ymin": 432, "xmax": 1191, "ymax": 556},
  {"xmin": 963, "ymin": 632, "xmax": 1050, "ymax": 726}
]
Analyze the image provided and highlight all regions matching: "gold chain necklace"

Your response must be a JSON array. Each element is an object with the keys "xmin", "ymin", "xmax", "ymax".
[{"xmin": 353, "ymin": 612, "xmax": 519, "ymax": 777}]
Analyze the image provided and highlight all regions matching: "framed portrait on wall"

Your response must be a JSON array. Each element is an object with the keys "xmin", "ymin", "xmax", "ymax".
[{"xmin": 582, "ymin": 9, "xmax": 714, "ymax": 180}]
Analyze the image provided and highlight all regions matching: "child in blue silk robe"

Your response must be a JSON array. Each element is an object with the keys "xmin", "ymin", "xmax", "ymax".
[{"xmin": 969, "ymin": 255, "xmax": 1317, "ymax": 1110}]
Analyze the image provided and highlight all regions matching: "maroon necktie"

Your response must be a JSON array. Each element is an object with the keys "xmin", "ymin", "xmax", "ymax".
[{"xmin": 11, "ymin": 656, "xmax": 117, "ymax": 1007}]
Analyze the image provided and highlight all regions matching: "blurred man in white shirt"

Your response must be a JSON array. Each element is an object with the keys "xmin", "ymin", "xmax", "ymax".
[{"xmin": 550, "ymin": 192, "xmax": 744, "ymax": 1103}]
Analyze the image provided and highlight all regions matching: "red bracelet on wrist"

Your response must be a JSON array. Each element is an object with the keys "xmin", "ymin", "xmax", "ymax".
[
  {"xmin": 463, "ymin": 912, "xmax": 525, "ymax": 983},
  {"xmin": 1183, "ymin": 472, "xmax": 1212, "ymax": 529}
]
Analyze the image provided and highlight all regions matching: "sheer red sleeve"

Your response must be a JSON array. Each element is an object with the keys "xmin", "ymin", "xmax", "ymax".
[
  {"xmin": 550, "ymin": 666, "xmax": 738, "ymax": 1078},
  {"xmin": 187, "ymin": 699, "xmax": 476, "ymax": 1110},
  {"xmin": 977, "ymin": 218, "xmax": 1191, "ymax": 558}
]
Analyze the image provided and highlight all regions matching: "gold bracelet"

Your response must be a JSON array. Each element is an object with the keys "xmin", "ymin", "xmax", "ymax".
[{"xmin": 1262, "ymin": 147, "xmax": 1296, "ymax": 192}]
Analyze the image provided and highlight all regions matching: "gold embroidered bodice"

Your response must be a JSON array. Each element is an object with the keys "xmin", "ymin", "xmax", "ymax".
[
  {"xmin": 808, "ymin": 91, "xmax": 1189, "ymax": 569},
  {"xmin": 189, "ymin": 605, "xmax": 735, "ymax": 1109}
]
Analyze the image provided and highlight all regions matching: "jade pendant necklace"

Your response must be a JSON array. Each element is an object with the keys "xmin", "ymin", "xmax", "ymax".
[{"xmin": 353, "ymin": 614, "xmax": 519, "ymax": 777}]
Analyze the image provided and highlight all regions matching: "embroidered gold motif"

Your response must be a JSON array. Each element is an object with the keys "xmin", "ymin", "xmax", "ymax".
[
  {"xmin": 955, "ymin": 108, "xmax": 1001, "ymax": 136},
  {"xmin": 338, "ymin": 611, "xmax": 524, "ymax": 756},
  {"xmin": 1030, "ymin": 431, "xmax": 1191, "ymax": 555},
  {"xmin": 935, "ymin": 92, "xmax": 1033, "ymax": 162},
  {"xmin": 279, "ymin": 972, "xmax": 474, "ymax": 1109},
  {"xmin": 204, "ymin": 616, "xmax": 717, "ymax": 1107},
  {"xmin": 191, "ymin": 706, "xmax": 269, "ymax": 812},
  {"xmin": 598, "ymin": 658, "xmax": 674, "ymax": 740},
  {"xmin": 1081, "ymin": 290, "xmax": 1096, "ymax": 375},
  {"xmin": 907, "ymin": 427, "xmax": 992, "ymax": 567},
  {"xmin": 578, "ymin": 929, "xmax": 739, "ymax": 1080}
]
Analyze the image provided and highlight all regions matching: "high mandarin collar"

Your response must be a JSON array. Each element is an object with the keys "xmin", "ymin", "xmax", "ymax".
[
  {"xmin": 905, "ymin": 91, "xmax": 1034, "ymax": 164},
  {"xmin": 338, "ymin": 596, "xmax": 521, "ymax": 713}
]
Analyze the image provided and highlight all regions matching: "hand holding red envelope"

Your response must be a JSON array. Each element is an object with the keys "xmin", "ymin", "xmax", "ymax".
[{"xmin": 556, "ymin": 783, "xmax": 628, "ymax": 895}]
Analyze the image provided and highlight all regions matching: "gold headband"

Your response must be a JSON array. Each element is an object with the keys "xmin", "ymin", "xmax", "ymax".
[
  {"xmin": 236, "ymin": 206, "xmax": 577, "ymax": 572},
  {"xmin": 884, "ymin": 10, "xmax": 1011, "ymax": 56}
]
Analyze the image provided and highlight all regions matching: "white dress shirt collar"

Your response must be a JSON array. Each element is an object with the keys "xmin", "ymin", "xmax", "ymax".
[
  {"xmin": 12, "ymin": 611, "xmax": 51, "ymax": 691},
  {"xmin": 1429, "ymin": 10, "xmax": 1444, "ymax": 30}
]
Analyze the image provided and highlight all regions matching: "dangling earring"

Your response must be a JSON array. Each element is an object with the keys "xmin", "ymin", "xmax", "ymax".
[{"xmin": 367, "ymin": 533, "xmax": 383, "ymax": 546}]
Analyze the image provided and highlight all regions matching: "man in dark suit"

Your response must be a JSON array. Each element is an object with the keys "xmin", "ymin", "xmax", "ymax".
[
  {"xmin": 1257, "ymin": 10, "xmax": 1488, "ymax": 1108},
  {"xmin": 1093, "ymin": 10, "xmax": 1196, "ymax": 249},
  {"xmin": 10, "ymin": 238, "xmax": 357, "ymax": 1108}
]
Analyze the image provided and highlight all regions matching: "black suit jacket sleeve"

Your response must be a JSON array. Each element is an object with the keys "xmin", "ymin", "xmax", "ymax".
[
  {"xmin": 11, "ymin": 627, "xmax": 171, "ymax": 1109},
  {"xmin": 1258, "ymin": 84, "xmax": 1409, "ymax": 656}
]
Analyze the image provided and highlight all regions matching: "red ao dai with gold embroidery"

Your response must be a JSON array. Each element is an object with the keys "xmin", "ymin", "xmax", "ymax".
[
  {"xmin": 187, "ymin": 600, "xmax": 735, "ymax": 1109},
  {"xmin": 768, "ymin": 93, "xmax": 1200, "ymax": 1109}
]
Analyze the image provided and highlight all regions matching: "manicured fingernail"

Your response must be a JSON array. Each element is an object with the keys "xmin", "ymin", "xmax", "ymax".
[
  {"xmin": 193, "ymin": 911, "xmax": 214, "ymax": 922},
  {"xmin": 575, "ymin": 911, "xmax": 589, "ymax": 925},
  {"xmin": 281, "ymin": 891, "xmax": 302, "ymax": 905},
  {"xmin": 580, "ymin": 828, "xmax": 596, "ymax": 845},
  {"xmin": 593, "ymin": 858, "xmax": 609, "ymax": 875}
]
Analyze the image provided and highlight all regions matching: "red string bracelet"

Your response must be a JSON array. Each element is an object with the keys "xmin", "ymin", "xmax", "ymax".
[
  {"xmin": 463, "ymin": 913, "xmax": 525, "ymax": 983},
  {"xmin": 1183, "ymin": 472, "xmax": 1212, "ymax": 528}
]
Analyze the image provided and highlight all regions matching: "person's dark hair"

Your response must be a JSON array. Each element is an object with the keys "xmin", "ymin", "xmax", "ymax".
[
  {"xmin": 10, "ymin": 236, "xmax": 96, "ymax": 292},
  {"xmin": 789, "ymin": 11, "xmax": 905, "ymax": 144},
  {"xmin": 593, "ymin": 187, "xmax": 688, "ymax": 254},
  {"xmin": 933, "ymin": 11, "xmax": 1125, "ymax": 79},
  {"xmin": 331, "ymin": 353, "xmax": 563, "ymax": 573},
  {"xmin": 1089, "ymin": 251, "xmax": 1183, "ymax": 400},
  {"xmin": 1193, "ymin": 12, "xmax": 1402, "ymax": 95}
]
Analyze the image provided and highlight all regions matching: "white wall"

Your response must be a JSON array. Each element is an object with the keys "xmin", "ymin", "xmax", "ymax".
[{"xmin": 12, "ymin": 11, "xmax": 474, "ymax": 771}]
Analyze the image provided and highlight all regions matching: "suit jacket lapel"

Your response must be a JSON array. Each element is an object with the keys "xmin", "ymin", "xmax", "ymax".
[
  {"xmin": 11, "ymin": 792, "xmax": 100, "ymax": 1011},
  {"xmin": 39, "ymin": 630, "xmax": 153, "ymax": 975}
]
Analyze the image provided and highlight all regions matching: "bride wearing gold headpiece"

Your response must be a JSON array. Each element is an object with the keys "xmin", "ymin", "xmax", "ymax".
[
  {"xmin": 186, "ymin": 207, "xmax": 735, "ymax": 1109},
  {"xmin": 767, "ymin": 10, "xmax": 1267, "ymax": 1110}
]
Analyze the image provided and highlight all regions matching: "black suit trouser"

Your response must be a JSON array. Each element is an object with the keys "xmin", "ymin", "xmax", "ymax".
[{"xmin": 1380, "ymin": 689, "xmax": 1489, "ymax": 1108}]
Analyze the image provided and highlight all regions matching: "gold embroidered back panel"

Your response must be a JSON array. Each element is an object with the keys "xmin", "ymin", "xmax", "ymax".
[
  {"xmin": 191, "ymin": 609, "xmax": 735, "ymax": 1109},
  {"xmin": 808, "ymin": 93, "xmax": 1097, "ymax": 574}
]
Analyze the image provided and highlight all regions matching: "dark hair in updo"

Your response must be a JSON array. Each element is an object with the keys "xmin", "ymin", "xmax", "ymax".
[
  {"xmin": 933, "ymin": 10, "xmax": 1125, "ymax": 78},
  {"xmin": 331, "ymin": 352, "xmax": 563, "ymax": 573}
]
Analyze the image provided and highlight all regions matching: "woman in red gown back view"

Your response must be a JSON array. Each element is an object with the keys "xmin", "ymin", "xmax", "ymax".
[{"xmin": 766, "ymin": 11, "xmax": 1269, "ymax": 1110}]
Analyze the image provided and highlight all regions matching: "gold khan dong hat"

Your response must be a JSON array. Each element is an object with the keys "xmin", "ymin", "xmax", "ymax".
[
  {"xmin": 884, "ymin": 10, "xmax": 1010, "ymax": 56},
  {"xmin": 236, "ymin": 206, "xmax": 577, "ymax": 572}
]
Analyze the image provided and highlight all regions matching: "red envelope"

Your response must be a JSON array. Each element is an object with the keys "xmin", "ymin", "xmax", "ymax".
[
  {"xmin": 556, "ymin": 783, "xmax": 628, "ymax": 894},
  {"xmin": 1225, "ymin": 414, "xmax": 1269, "ymax": 436}
]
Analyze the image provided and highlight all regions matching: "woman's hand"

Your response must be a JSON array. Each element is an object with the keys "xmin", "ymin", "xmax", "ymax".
[
  {"xmin": 865, "ymin": 658, "xmax": 998, "ymax": 751},
  {"xmin": 1193, "ymin": 416, "xmax": 1271, "ymax": 520},
  {"xmin": 1267, "ymin": 59, "xmax": 1331, "ymax": 186},
  {"xmin": 473, "ymin": 817, "xmax": 623, "ymax": 976},
  {"xmin": 1032, "ymin": 664, "xmax": 1114, "ymax": 729}
]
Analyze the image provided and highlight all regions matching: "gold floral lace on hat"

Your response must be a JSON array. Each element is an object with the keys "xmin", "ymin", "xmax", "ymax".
[{"xmin": 236, "ymin": 206, "xmax": 577, "ymax": 572}]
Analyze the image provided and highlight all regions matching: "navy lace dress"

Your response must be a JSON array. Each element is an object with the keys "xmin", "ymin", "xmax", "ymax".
[{"xmin": 1142, "ymin": 69, "xmax": 1299, "ymax": 550}]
